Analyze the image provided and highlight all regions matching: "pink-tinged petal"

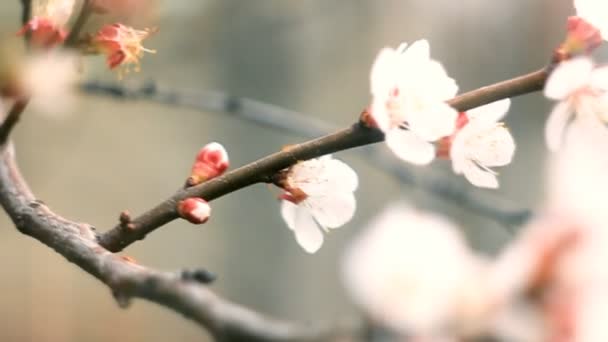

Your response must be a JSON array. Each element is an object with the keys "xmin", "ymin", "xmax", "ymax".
[
  {"xmin": 407, "ymin": 101, "xmax": 458, "ymax": 141},
  {"xmin": 385, "ymin": 128, "xmax": 436, "ymax": 165},
  {"xmin": 467, "ymin": 99, "xmax": 511, "ymax": 123},
  {"xmin": 461, "ymin": 160, "xmax": 499, "ymax": 189},
  {"xmin": 308, "ymin": 193, "xmax": 356, "ymax": 229},
  {"xmin": 575, "ymin": 0, "xmax": 608, "ymax": 39},
  {"xmin": 294, "ymin": 205, "xmax": 324, "ymax": 253},
  {"xmin": 544, "ymin": 58, "xmax": 594, "ymax": 100},
  {"xmin": 545, "ymin": 101, "xmax": 574, "ymax": 151}
]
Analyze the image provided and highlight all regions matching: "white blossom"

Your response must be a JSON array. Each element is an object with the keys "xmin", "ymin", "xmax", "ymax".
[
  {"xmin": 370, "ymin": 40, "xmax": 459, "ymax": 165},
  {"xmin": 21, "ymin": 51, "xmax": 79, "ymax": 117},
  {"xmin": 342, "ymin": 203, "xmax": 490, "ymax": 337},
  {"xmin": 280, "ymin": 155, "xmax": 358, "ymax": 253},
  {"xmin": 574, "ymin": 0, "xmax": 608, "ymax": 40},
  {"xmin": 35, "ymin": 0, "xmax": 76, "ymax": 26},
  {"xmin": 544, "ymin": 57, "xmax": 608, "ymax": 151},
  {"xmin": 450, "ymin": 99, "xmax": 515, "ymax": 188}
]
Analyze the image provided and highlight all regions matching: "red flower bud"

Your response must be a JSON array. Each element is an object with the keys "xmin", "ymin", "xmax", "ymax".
[
  {"xmin": 17, "ymin": 17, "xmax": 68, "ymax": 48},
  {"xmin": 178, "ymin": 198, "xmax": 211, "ymax": 224},
  {"xmin": 188, "ymin": 142, "xmax": 229, "ymax": 186}
]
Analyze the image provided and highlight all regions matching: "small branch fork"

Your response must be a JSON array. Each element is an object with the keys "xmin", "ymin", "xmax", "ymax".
[{"xmin": 98, "ymin": 68, "xmax": 547, "ymax": 252}]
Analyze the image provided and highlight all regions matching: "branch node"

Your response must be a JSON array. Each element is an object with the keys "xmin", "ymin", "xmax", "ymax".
[
  {"xmin": 112, "ymin": 289, "xmax": 132, "ymax": 309},
  {"xmin": 119, "ymin": 210, "xmax": 132, "ymax": 225},
  {"xmin": 180, "ymin": 268, "xmax": 217, "ymax": 284}
]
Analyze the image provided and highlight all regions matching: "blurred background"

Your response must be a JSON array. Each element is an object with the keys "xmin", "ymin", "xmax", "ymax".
[{"xmin": 0, "ymin": 0, "xmax": 585, "ymax": 341}]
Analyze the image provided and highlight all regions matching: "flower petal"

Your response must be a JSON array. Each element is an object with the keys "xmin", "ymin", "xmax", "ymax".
[
  {"xmin": 544, "ymin": 58, "xmax": 593, "ymax": 100},
  {"xmin": 467, "ymin": 99, "xmax": 511, "ymax": 123},
  {"xmin": 324, "ymin": 158, "xmax": 359, "ymax": 192},
  {"xmin": 407, "ymin": 101, "xmax": 458, "ymax": 141},
  {"xmin": 461, "ymin": 160, "xmax": 499, "ymax": 189},
  {"xmin": 385, "ymin": 128, "xmax": 436, "ymax": 165},
  {"xmin": 308, "ymin": 192, "xmax": 356, "ymax": 229},
  {"xmin": 545, "ymin": 101, "xmax": 574, "ymax": 151},
  {"xmin": 294, "ymin": 205, "xmax": 324, "ymax": 253},
  {"xmin": 370, "ymin": 48, "xmax": 399, "ymax": 97},
  {"xmin": 281, "ymin": 200, "xmax": 324, "ymax": 253},
  {"xmin": 280, "ymin": 200, "xmax": 298, "ymax": 231},
  {"xmin": 460, "ymin": 123, "xmax": 516, "ymax": 167}
]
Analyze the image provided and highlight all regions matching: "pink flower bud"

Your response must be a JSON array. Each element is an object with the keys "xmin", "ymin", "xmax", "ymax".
[
  {"xmin": 17, "ymin": 17, "xmax": 68, "ymax": 48},
  {"xmin": 555, "ymin": 16, "xmax": 603, "ymax": 61},
  {"xmin": 188, "ymin": 142, "xmax": 230, "ymax": 186},
  {"xmin": 178, "ymin": 198, "xmax": 211, "ymax": 224}
]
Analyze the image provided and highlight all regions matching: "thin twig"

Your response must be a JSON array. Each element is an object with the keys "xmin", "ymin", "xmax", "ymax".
[
  {"xmin": 81, "ymin": 80, "xmax": 532, "ymax": 227},
  {"xmin": 65, "ymin": 0, "xmax": 92, "ymax": 47},
  {"xmin": 98, "ymin": 68, "xmax": 547, "ymax": 252},
  {"xmin": 0, "ymin": 98, "xmax": 29, "ymax": 145},
  {"xmin": 20, "ymin": 0, "xmax": 32, "ymax": 26},
  {"xmin": 0, "ymin": 143, "xmax": 347, "ymax": 342}
]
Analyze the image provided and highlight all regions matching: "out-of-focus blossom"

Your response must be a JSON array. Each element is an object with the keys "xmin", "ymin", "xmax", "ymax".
[
  {"xmin": 544, "ymin": 57, "xmax": 608, "ymax": 150},
  {"xmin": 492, "ymin": 121, "xmax": 608, "ymax": 341},
  {"xmin": 21, "ymin": 51, "xmax": 79, "ymax": 116},
  {"xmin": 279, "ymin": 155, "xmax": 358, "ymax": 253},
  {"xmin": 18, "ymin": 0, "xmax": 76, "ymax": 48},
  {"xmin": 368, "ymin": 40, "xmax": 458, "ymax": 165},
  {"xmin": 178, "ymin": 198, "xmax": 211, "ymax": 224},
  {"xmin": 449, "ymin": 99, "xmax": 515, "ymax": 188},
  {"xmin": 342, "ymin": 203, "xmax": 490, "ymax": 337},
  {"xmin": 574, "ymin": 0, "xmax": 608, "ymax": 41},
  {"xmin": 187, "ymin": 142, "xmax": 229, "ymax": 186},
  {"xmin": 93, "ymin": 23, "xmax": 156, "ymax": 75}
]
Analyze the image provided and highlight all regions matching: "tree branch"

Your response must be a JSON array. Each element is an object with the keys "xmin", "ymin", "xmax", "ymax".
[
  {"xmin": 0, "ymin": 142, "xmax": 345, "ymax": 342},
  {"xmin": 80, "ymin": 79, "xmax": 533, "ymax": 228},
  {"xmin": 0, "ymin": 98, "xmax": 29, "ymax": 145},
  {"xmin": 65, "ymin": 0, "xmax": 93, "ymax": 47},
  {"xmin": 98, "ymin": 68, "xmax": 547, "ymax": 252}
]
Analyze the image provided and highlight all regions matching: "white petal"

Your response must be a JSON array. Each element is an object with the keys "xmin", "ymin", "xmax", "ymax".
[
  {"xmin": 402, "ymin": 40, "xmax": 430, "ymax": 64},
  {"xmin": 545, "ymin": 101, "xmax": 574, "ymax": 151},
  {"xmin": 590, "ymin": 65, "xmax": 608, "ymax": 90},
  {"xmin": 294, "ymin": 205, "xmax": 324, "ymax": 253},
  {"xmin": 324, "ymin": 158, "xmax": 359, "ymax": 192},
  {"xmin": 467, "ymin": 99, "xmax": 511, "ymax": 123},
  {"xmin": 370, "ymin": 48, "xmax": 399, "ymax": 97},
  {"xmin": 461, "ymin": 160, "xmax": 499, "ymax": 189},
  {"xmin": 308, "ymin": 192, "xmax": 356, "ymax": 229},
  {"xmin": 280, "ymin": 200, "xmax": 298, "ymax": 231},
  {"xmin": 407, "ymin": 101, "xmax": 458, "ymax": 141},
  {"xmin": 385, "ymin": 128, "xmax": 436, "ymax": 165},
  {"xmin": 544, "ymin": 58, "xmax": 594, "ymax": 100},
  {"xmin": 459, "ymin": 123, "xmax": 516, "ymax": 167}
]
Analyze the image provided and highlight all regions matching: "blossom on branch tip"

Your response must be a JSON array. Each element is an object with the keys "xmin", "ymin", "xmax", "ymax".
[
  {"xmin": 544, "ymin": 57, "xmax": 608, "ymax": 151},
  {"xmin": 369, "ymin": 40, "xmax": 458, "ymax": 165},
  {"xmin": 93, "ymin": 23, "xmax": 156, "ymax": 75},
  {"xmin": 178, "ymin": 198, "xmax": 211, "ymax": 224},
  {"xmin": 187, "ymin": 142, "xmax": 229, "ymax": 186},
  {"xmin": 449, "ymin": 99, "xmax": 515, "ymax": 189},
  {"xmin": 278, "ymin": 155, "xmax": 358, "ymax": 253},
  {"xmin": 17, "ymin": 0, "xmax": 76, "ymax": 48},
  {"xmin": 574, "ymin": 0, "xmax": 608, "ymax": 41}
]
